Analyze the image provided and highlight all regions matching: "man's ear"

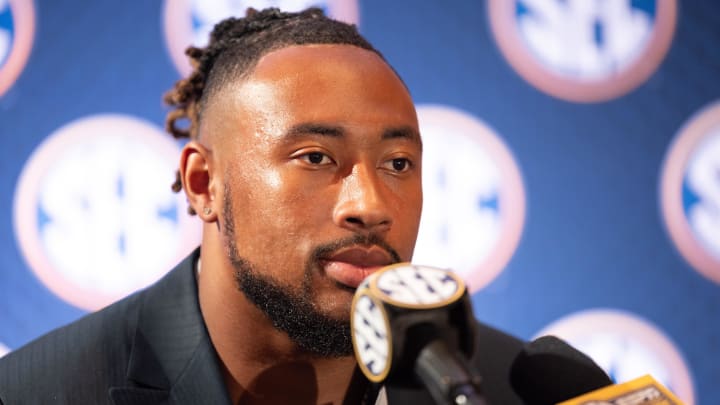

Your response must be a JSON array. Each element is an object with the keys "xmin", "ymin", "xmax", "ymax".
[{"xmin": 179, "ymin": 140, "xmax": 218, "ymax": 222}]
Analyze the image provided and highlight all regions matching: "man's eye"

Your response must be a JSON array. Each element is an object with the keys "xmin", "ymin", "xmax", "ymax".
[
  {"xmin": 301, "ymin": 152, "xmax": 332, "ymax": 165},
  {"xmin": 386, "ymin": 158, "xmax": 412, "ymax": 173}
]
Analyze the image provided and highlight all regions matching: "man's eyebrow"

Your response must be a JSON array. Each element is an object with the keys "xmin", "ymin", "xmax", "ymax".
[
  {"xmin": 383, "ymin": 127, "xmax": 422, "ymax": 149},
  {"xmin": 283, "ymin": 123, "xmax": 422, "ymax": 149},
  {"xmin": 285, "ymin": 123, "xmax": 345, "ymax": 138}
]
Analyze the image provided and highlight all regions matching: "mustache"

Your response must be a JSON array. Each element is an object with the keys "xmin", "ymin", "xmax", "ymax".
[{"xmin": 309, "ymin": 233, "xmax": 402, "ymax": 265}]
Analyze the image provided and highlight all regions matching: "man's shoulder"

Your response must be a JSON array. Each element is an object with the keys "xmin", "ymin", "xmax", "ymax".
[
  {"xmin": 0, "ymin": 290, "xmax": 144, "ymax": 403},
  {"xmin": 0, "ymin": 250, "xmax": 200, "ymax": 404},
  {"xmin": 471, "ymin": 319, "xmax": 526, "ymax": 368},
  {"xmin": 469, "ymin": 320, "xmax": 526, "ymax": 403}
]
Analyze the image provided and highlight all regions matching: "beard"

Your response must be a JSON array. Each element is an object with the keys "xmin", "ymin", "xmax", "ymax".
[{"xmin": 221, "ymin": 184, "xmax": 401, "ymax": 358}]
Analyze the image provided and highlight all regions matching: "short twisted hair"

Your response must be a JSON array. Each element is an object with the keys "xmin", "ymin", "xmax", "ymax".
[{"xmin": 164, "ymin": 7, "xmax": 383, "ymax": 211}]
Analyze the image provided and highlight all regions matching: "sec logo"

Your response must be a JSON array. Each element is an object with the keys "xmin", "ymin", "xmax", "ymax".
[
  {"xmin": 371, "ymin": 264, "xmax": 464, "ymax": 309},
  {"xmin": 487, "ymin": 0, "xmax": 676, "ymax": 102},
  {"xmin": 0, "ymin": 0, "xmax": 34, "ymax": 97},
  {"xmin": 538, "ymin": 309, "xmax": 695, "ymax": 404},
  {"xmin": 351, "ymin": 292, "xmax": 390, "ymax": 382},
  {"xmin": 13, "ymin": 114, "xmax": 201, "ymax": 311},
  {"xmin": 660, "ymin": 102, "xmax": 720, "ymax": 285},
  {"xmin": 163, "ymin": 0, "xmax": 360, "ymax": 76},
  {"xmin": 412, "ymin": 105, "xmax": 526, "ymax": 293}
]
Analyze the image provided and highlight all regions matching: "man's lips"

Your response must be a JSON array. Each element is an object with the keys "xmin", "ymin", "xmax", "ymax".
[{"xmin": 321, "ymin": 246, "xmax": 394, "ymax": 289}]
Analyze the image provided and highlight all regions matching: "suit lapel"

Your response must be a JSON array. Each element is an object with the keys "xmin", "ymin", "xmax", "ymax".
[
  {"xmin": 110, "ymin": 248, "xmax": 231, "ymax": 405},
  {"xmin": 109, "ymin": 386, "xmax": 170, "ymax": 405},
  {"xmin": 168, "ymin": 335, "xmax": 231, "ymax": 404}
]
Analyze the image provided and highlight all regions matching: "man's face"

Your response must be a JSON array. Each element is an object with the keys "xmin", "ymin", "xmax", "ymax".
[{"xmin": 205, "ymin": 44, "xmax": 422, "ymax": 355}]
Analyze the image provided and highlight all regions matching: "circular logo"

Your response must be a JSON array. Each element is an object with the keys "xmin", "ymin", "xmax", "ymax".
[
  {"xmin": 487, "ymin": 0, "xmax": 677, "ymax": 102},
  {"xmin": 370, "ymin": 263, "xmax": 465, "ymax": 309},
  {"xmin": 0, "ymin": 0, "xmax": 35, "ymax": 97},
  {"xmin": 351, "ymin": 287, "xmax": 391, "ymax": 382},
  {"xmin": 163, "ymin": 0, "xmax": 360, "ymax": 77},
  {"xmin": 660, "ymin": 101, "xmax": 720, "ymax": 285},
  {"xmin": 413, "ymin": 105, "xmax": 526, "ymax": 293},
  {"xmin": 537, "ymin": 309, "xmax": 695, "ymax": 405},
  {"xmin": 13, "ymin": 114, "xmax": 201, "ymax": 311}
]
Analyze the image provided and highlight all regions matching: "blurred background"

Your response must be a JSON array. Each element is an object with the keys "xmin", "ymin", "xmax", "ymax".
[{"xmin": 1, "ymin": 0, "xmax": 718, "ymax": 403}]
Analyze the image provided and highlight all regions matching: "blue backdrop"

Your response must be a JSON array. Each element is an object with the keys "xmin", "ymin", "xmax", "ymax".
[{"xmin": 1, "ymin": 1, "xmax": 718, "ymax": 403}]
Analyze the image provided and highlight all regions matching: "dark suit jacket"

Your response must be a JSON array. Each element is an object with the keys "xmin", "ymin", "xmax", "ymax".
[{"xmin": 0, "ymin": 249, "xmax": 526, "ymax": 404}]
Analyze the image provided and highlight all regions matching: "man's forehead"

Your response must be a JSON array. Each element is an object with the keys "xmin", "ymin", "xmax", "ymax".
[
  {"xmin": 205, "ymin": 43, "xmax": 402, "ymax": 115},
  {"xmin": 250, "ymin": 43, "xmax": 391, "ymax": 80},
  {"xmin": 226, "ymin": 43, "xmax": 412, "ymax": 114},
  {"xmin": 201, "ymin": 42, "xmax": 417, "ymax": 147}
]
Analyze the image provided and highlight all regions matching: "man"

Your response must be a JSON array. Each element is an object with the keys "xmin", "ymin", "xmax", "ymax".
[{"xmin": 0, "ymin": 8, "xmax": 528, "ymax": 404}]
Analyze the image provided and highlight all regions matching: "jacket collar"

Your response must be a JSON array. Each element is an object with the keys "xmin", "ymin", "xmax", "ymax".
[
  {"xmin": 110, "ymin": 248, "xmax": 231, "ymax": 405},
  {"xmin": 108, "ymin": 248, "xmax": 387, "ymax": 405}
]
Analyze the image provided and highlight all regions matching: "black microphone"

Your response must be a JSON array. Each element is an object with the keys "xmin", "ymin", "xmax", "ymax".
[
  {"xmin": 350, "ymin": 263, "xmax": 487, "ymax": 405},
  {"xmin": 509, "ymin": 335, "xmax": 613, "ymax": 405}
]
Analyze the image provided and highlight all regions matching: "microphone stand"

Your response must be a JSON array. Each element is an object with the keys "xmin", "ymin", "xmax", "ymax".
[{"xmin": 414, "ymin": 339, "xmax": 489, "ymax": 405}]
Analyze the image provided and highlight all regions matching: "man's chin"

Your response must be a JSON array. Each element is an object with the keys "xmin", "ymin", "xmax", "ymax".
[{"xmin": 314, "ymin": 295, "xmax": 354, "ymax": 324}]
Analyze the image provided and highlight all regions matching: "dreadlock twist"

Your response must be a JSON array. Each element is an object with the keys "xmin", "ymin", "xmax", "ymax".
[{"xmin": 163, "ymin": 7, "xmax": 381, "ymax": 214}]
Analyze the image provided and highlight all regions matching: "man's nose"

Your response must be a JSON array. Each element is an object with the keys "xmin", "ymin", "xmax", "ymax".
[{"xmin": 333, "ymin": 165, "xmax": 393, "ymax": 234}]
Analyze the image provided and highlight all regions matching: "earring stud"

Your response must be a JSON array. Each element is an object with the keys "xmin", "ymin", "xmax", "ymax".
[{"xmin": 203, "ymin": 207, "xmax": 212, "ymax": 216}]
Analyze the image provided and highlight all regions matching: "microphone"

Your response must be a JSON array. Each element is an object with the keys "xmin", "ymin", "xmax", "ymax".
[
  {"xmin": 511, "ymin": 337, "xmax": 686, "ymax": 404},
  {"xmin": 509, "ymin": 335, "xmax": 613, "ymax": 404},
  {"xmin": 350, "ymin": 263, "xmax": 487, "ymax": 405}
]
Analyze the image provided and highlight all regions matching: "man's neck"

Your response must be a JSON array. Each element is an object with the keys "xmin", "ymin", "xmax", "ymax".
[
  {"xmin": 197, "ymin": 251, "xmax": 368, "ymax": 404},
  {"xmin": 219, "ymin": 355, "xmax": 368, "ymax": 404}
]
